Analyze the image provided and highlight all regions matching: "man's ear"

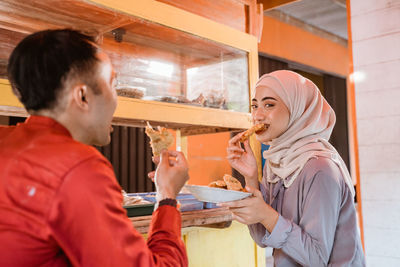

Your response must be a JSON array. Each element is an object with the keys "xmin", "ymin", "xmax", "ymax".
[{"xmin": 72, "ymin": 84, "xmax": 89, "ymax": 111}]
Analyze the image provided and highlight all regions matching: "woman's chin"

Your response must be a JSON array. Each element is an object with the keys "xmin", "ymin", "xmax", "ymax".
[{"xmin": 255, "ymin": 133, "xmax": 271, "ymax": 144}]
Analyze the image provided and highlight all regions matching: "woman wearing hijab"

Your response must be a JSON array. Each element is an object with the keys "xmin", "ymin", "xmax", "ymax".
[{"xmin": 222, "ymin": 70, "xmax": 365, "ymax": 266}]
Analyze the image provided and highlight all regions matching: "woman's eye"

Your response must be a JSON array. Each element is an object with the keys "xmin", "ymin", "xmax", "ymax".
[
  {"xmin": 264, "ymin": 103, "xmax": 274, "ymax": 108},
  {"xmin": 251, "ymin": 104, "xmax": 258, "ymax": 109}
]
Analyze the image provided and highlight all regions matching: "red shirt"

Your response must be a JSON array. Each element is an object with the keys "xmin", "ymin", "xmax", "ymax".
[{"xmin": 0, "ymin": 116, "xmax": 188, "ymax": 267}]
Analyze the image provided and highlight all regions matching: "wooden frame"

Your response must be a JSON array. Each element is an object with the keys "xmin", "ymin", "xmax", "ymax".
[{"xmin": 346, "ymin": 0, "xmax": 364, "ymax": 250}]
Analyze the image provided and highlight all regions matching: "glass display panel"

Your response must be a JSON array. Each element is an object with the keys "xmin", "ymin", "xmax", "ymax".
[{"xmin": 103, "ymin": 17, "xmax": 249, "ymax": 112}]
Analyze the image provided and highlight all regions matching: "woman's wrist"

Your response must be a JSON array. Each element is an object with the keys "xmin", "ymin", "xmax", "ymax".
[
  {"xmin": 260, "ymin": 209, "xmax": 279, "ymax": 233},
  {"xmin": 244, "ymin": 175, "xmax": 259, "ymax": 188}
]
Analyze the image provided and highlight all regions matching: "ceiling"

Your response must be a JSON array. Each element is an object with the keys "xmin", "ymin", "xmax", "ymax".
[{"xmin": 267, "ymin": 0, "xmax": 348, "ymax": 40}]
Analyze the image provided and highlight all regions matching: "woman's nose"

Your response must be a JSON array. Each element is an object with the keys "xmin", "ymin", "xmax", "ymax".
[{"xmin": 253, "ymin": 108, "xmax": 265, "ymax": 121}]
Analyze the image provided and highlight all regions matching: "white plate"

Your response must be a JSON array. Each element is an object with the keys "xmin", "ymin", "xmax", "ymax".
[{"xmin": 184, "ymin": 185, "xmax": 251, "ymax": 203}]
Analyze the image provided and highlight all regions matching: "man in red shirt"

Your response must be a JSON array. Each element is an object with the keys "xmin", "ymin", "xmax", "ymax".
[{"xmin": 0, "ymin": 29, "xmax": 188, "ymax": 266}]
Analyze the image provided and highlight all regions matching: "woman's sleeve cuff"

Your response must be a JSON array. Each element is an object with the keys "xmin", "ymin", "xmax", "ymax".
[{"xmin": 261, "ymin": 215, "xmax": 292, "ymax": 248}]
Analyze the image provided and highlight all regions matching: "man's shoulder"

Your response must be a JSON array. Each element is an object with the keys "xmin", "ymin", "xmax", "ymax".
[
  {"xmin": 18, "ymin": 131, "xmax": 110, "ymax": 177},
  {"xmin": 1, "ymin": 123, "xmax": 111, "ymax": 179},
  {"xmin": 0, "ymin": 125, "xmax": 15, "ymax": 138},
  {"xmin": 44, "ymin": 139, "xmax": 109, "ymax": 170}
]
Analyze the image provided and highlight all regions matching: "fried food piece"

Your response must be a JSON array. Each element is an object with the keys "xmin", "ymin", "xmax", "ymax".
[
  {"xmin": 239, "ymin": 124, "xmax": 266, "ymax": 142},
  {"xmin": 223, "ymin": 174, "xmax": 243, "ymax": 191},
  {"xmin": 145, "ymin": 122, "xmax": 174, "ymax": 156},
  {"xmin": 208, "ymin": 180, "xmax": 227, "ymax": 189},
  {"xmin": 208, "ymin": 175, "xmax": 244, "ymax": 191}
]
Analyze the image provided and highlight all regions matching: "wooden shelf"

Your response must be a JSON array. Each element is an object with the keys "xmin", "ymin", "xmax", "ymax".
[
  {"xmin": 130, "ymin": 207, "xmax": 232, "ymax": 234},
  {"xmin": 0, "ymin": 79, "xmax": 251, "ymax": 135},
  {"xmin": 114, "ymin": 97, "xmax": 252, "ymax": 134}
]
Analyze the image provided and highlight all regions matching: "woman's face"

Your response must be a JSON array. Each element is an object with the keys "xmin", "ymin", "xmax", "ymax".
[{"xmin": 251, "ymin": 85, "xmax": 290, "ymax": 143}]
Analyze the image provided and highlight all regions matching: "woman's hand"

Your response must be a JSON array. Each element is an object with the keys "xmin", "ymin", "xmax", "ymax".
[
  {"xmin": 226, "ymin": 133, "xmax": 258, "ymax": 186},
  {"xmin": 219, "ymin": 186, "xmax": 279, "ymax": 233}
]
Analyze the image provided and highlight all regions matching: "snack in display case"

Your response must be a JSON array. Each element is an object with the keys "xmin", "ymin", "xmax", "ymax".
[
  {"xmin": 115, "ymin": 84, "xmax": 145, "ymax": 99},
  {"xmin": 142, "ymin": 93, "xmax": 227, "ymax": 109},
  {"xmin": 122, "ymin": 190, "xmax": 154, "ymax": 217},
  {"xmin": 201, "ymin": 90, "xmax": 226, "ymax": 109},
  {"xmin": 122, "ymin": 190, "xmax": 152, "ymax": 206},
  {"xmin": 142, "ymin": 95, "xmax": 191, "ymax": 104},
  {"xmin": 191, "ymin": 93, "xmax": 206, "ymax": 106},
  {"xmin": 125, "ymin": 192, "xmax": 204, "ymax": 213}
]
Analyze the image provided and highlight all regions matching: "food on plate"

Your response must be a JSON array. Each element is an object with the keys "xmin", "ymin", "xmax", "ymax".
[
  {"xmin": 208, "ymin": 179, "xmax": 227, "ymax": 189},
  {"xmin": 223, "ymin": 174, "xmax": 244, "ymax": 191},
  {"xmin": 145, "ymin": 122, "xmax": 174, "ymax": 156},
  {"xmin": 208, "ymin": 174, "xmax": 246, "ymax": 192},
  {"xmin": 239, "ymin": 123, "xmax": 266, "ymax": 142}
]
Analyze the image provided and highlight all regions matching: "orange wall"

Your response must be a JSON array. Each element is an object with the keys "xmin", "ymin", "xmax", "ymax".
[
  {"xmin": 259, "ymin": 15, "xmax": 348, "ymax": 76},
  {"xmin": 187, "ymin": 132, "xmax": 231, "ymax": 185}
]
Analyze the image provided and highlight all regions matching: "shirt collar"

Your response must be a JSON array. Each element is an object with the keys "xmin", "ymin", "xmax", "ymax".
[{"xmin": 24, "ymin": 115, "xmax": 72, "ymax": 137}]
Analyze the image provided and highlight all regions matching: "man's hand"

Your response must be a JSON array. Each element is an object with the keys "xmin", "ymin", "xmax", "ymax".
[{"xmin": 150, "ymin": 150, "xmax": 189, "ymax": 201}]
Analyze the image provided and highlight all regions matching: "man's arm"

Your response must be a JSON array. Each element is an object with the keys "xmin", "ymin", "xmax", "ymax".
[{"xmin": 47, "ymin": 155, "xmax": 187, "ymax": 267}]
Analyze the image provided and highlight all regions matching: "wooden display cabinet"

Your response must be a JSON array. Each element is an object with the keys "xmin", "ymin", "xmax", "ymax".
[{"xmin": 0, "ymin": 0, "xmax": 260, "ymax": 135}]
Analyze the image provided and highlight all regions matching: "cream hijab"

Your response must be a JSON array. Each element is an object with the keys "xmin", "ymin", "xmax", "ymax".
[{"xmin": 258, "ymin": 70, "xmax": 355, "ymax": 197}]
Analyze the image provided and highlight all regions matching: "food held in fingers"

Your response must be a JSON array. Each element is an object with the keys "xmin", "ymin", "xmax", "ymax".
[
  {"xmin": 239, "ymin": 123, "xmax": 266, "ymax": 142},
  {"xmin": 145, "ymin": 122, "xmax": 174, "ymax": 156}
]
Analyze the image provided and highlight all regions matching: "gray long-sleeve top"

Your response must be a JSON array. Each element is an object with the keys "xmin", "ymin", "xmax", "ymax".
[{"xmin": 249, "ymin": 157, "xmax": 365, "ymax": 267}]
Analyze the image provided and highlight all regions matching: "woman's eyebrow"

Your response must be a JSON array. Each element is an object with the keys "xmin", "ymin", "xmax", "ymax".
[
  {"xmin": 261, "ymin": 96, "xmax": 277, "ymax": 101},
  {"xmin": 252, "ymin": 97, "xmax": 277, "ymax": 102},
  {"xmin": 252, "ymin": 96, "xmax": 277, "ymax": 102}
]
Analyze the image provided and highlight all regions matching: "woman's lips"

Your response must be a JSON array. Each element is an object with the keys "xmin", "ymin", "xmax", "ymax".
[{"xmin": 255, "ymin": 124, "xmax": 268, "ymax": 135}]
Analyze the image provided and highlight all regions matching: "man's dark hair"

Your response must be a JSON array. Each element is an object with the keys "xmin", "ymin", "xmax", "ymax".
[{"xmin": 7, "ymin": 29, "xmax": 100, "ymax": 111}]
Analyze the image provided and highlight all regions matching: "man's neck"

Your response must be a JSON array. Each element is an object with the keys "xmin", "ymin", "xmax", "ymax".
[
  {"xmin": 31, "ymin": 109, "xmax": 91, "ymax": 145},
  {"xmin": 30, "ymin": 109, "xmax": 59, "ymax": 122}
]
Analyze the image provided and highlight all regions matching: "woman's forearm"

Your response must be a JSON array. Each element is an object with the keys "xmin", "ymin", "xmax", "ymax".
[{"xmin": 244, "ymin": 176, "xmax": 259, "ymax": 189}]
